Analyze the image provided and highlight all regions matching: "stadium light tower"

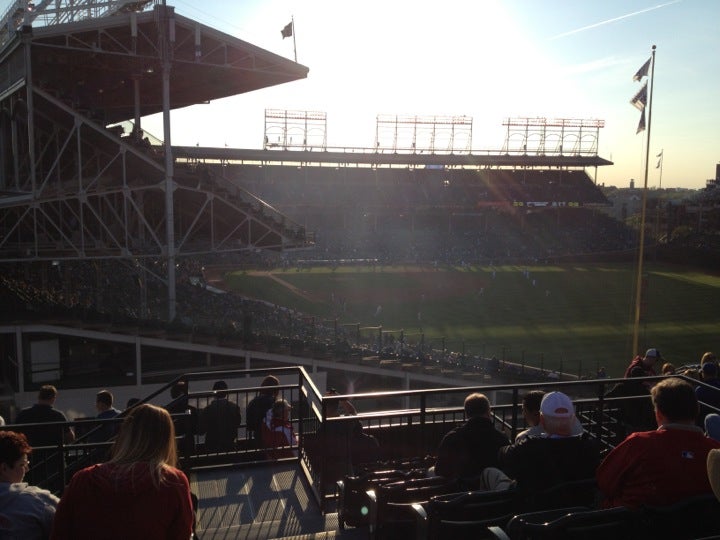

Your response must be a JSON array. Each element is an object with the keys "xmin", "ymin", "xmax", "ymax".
[{"xmin": 502, "ymin": 117, "xmax": 605, "ymax": 156}]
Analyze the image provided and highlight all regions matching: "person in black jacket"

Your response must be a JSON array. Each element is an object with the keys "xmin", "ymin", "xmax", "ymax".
[
  {"xmin": 165, "ymin": 380, "xmax": 198, "ymax": 456},
  {"xmin": 495, "ymin": 391, "xmax": 600, "ymax": 507},
  {"xmin": 432, "ymin": 393, "xmax": 510, "ymax": 480},
  {"xmin": 198, "ymin": 381, "xmax": 242, "ymax": 453},
  {"xmin": 245, "ymin": 375, "xmax": 280, "ymax": 444}
]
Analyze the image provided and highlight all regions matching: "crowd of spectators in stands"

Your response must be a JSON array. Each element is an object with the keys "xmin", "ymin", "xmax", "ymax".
[
  {"xmin": 428, "ymin": 378, "xmax": 720, "ymax": 513},
  {"xmin": 0, "ymin": 163, "xmax": 710, "ymax": 388},
  {"xmin": 3, "ymin": 357, "xmax": 720, "ymax": 537},
  {"xmin": 303, "ymin": 206, "xmax": 636, "ymax": 266}
]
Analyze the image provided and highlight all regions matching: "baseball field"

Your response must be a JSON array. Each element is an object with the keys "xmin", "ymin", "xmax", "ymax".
[{"xmin": 221, "ymin": 262, "xmax": 720, "ymax": 378}]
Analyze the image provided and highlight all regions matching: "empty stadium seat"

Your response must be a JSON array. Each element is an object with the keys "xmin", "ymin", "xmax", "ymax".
[
  {"xmin": 639, "ymin": 493, "xmax": 720, "ymax": 539},
  {"xmin": 367, "ymin": 476, "xmax": 460, "ymax": 540},
  {"xmin": 336, "ymin": 468, "xmax": 427, "ymax": 529},
  {"xmin": 505, "ymin": 506, "xmax": 634, "ymax": 540},
  {"xmin": 417, "ymin": 487, "xmax": 520, "ymax": 540}
]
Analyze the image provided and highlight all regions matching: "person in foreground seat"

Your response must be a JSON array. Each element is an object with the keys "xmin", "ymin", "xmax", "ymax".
[
  {"xmin": 0, "ymin": 430, "xmax": 59, "ymax": 540},
  {"xmin": 495, "ymin": 391, "xmax": 600, "ymax": 501},
  {"xmin": 597, "ymin": 377, "xmax": 720, "ymax": 509},
  {"xmin": 432, "ymin": 392, "xmax": 510, "ymax": 480},
  {"xmin": 50, "ymin": 404, "xmax": 194, "ymax": 540},
  {"xmin": 515, "ymin": 390, "xmax": 584, "ymax": 443},
  {"xmin": 708, "ymin": 448, "xmax": 720, "ymax": 502},
  {"xmin": 198, "ymin": 380, "xmax": 242, "ymax": 453}
]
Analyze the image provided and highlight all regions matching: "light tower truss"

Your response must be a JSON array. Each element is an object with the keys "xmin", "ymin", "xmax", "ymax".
[
  {"xmin": 374, "ymin": 114, "xmax": 473, "ymax": 154},
  {"xmin": 0, "ymin": 3, "xmax": 310, "ymax": 319},
  {"xmin": 263, "ymin": 109, "xmax": 327, "ymax": 151},
  {"xmin": 501, "ymin": 117, "xmax": 605, "ymax": 156}
]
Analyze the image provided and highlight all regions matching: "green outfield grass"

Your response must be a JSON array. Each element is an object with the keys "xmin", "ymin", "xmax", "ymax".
[{"xmin": 223, "ymin": 262, "xmax": 720, "ymax": 378}]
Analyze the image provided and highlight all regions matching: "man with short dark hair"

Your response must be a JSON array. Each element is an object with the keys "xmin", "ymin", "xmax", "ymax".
[
  {"xmin": 597, "ymin": 377, "xmax": 720, "ymax": 508},
  {"xmin": 13, "ymin": 385, "xmax": 74, "ymax": 492},
  {"xmin": 515, "ymin": 391, "xmax": 546, "ymax": 442},
  {"xmin": 198, "ymin": 380, "xmax": 242, "ymax": 453},
  {"xmin": 90, "ymin": 389, "xmax": 121, "ymax": 443},
  {"xmin": 433, "ymin": 393, "xmax": 510, "ymax": 480},
  {"xmin": 95, "ymin": 390, "xmax": 120, "ymax": 419},
  {"xmin": 245, "ymin": 375, "xmax": 280, "ymax": 442},
  {"xmin": 166, "ymin": 380, "xmax": 198, "ymax": 455},
  {"xmin": 14, "ymin": 385, "xmax": 75, "ymax": 447}
]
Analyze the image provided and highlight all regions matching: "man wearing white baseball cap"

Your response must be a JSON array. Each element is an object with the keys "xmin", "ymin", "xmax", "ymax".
[{"xmin": 492, "ymin": 391, "xmax": 600, "ymax": 507}]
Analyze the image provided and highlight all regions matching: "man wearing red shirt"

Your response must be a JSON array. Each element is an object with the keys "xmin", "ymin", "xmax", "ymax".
[
  {"xmin": 597, "ymin": 377, "xmax": 720, "ymax": 509},
  {"xmin": 623, "ymin": 348, "xmax": 661, "ymax": 379}
]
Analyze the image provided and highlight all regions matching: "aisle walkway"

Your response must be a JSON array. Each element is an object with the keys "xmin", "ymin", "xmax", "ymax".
[{"xmin": 191, "ymin": 462, "xmax": 365, "ymax": 540}]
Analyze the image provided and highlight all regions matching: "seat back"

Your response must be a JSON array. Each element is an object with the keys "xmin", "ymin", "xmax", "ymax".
[
  {"xmin": 372, "ymin": 477, "xmax": 460, "ymax": 540},
  {"xmin": 523, "ymin": 477, "xmax": 600, "ymax": 512},
  {"xmin": 427, "ymin": 488, "xmax": 520, "ymax": 540},
  {"xmin": 337, "ymin": 468, "xmax": 426, "ymax": 528},
  {"xmin": 355, "ymin": 455, "xmax": 435, "ymax": 476},
  {"xmin": 506, "ymin": 506, "xmax": 635, "ymax": 540},
  {"xmin": 640, "ymin": 493, "xmax": 720, "ymax": 539}
]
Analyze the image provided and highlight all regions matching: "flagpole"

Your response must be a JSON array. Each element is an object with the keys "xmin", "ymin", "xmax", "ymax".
[
  {"xmin": 654, "ymin": 151, "xmax": 663, "ymax": 260},
  {"xmin": 632, "ymin": 45, "xmax": 656, "ymax": 356},
  {"xmin": 291, "ymin": 16, "xmax": 297, "ymax": 63},
  {"xmin": 655, "ymin": 148, "xmax": 665, "ymax": 260}
]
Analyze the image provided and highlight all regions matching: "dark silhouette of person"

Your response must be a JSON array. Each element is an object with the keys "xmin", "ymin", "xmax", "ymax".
[{"xmin": 198, "ymin": 381, "xmax": 242, "ymax": 453}]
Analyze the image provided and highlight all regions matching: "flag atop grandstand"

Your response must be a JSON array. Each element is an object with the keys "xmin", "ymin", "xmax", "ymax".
[
  {"xmin": 633, "ymin": 57, "xmax": 652, "ymax": 81},
  {"xmin": 656, "ymin": 149, "xmax": 663, "ymax": 169},
  {"xmin": 636, "ymin": 109, "xmax": 646, "ymax": 134},
  {"xmin": 630, "ymin": 83, "xmax": 647, "ymax": 110},
  {"xmin": 281, "ymin": 21, "xmax": 293, "ymax": 38}
]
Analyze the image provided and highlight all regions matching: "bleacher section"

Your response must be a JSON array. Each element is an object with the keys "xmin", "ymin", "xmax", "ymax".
[{"xmin": 185, "ymin": 163, "xmax": 627, "ymax": 266}]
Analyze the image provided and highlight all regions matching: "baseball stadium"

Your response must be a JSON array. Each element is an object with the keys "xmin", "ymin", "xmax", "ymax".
[{"xmin": 1, "ymin": 1, "xmax": 720, "ymax": 539}]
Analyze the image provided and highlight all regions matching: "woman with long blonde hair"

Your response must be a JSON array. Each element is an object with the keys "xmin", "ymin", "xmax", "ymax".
[{"xmin": 51, "ymin": 404, "xmax": 194, "ymax": 539}]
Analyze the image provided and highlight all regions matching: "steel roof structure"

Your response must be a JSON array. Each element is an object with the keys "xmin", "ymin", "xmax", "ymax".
[
  {"xmin": 0, "ymin": 1, "xmax": 310, "ymax": 319},
  {"xmin": 0, "ymin": 0, "xmax": 615, "ymax": 322}
]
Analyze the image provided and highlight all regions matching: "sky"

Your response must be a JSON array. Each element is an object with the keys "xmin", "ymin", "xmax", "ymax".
[{"xmin": 19, "ymin": 0, "xmax": 720, "ymax": 189}]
